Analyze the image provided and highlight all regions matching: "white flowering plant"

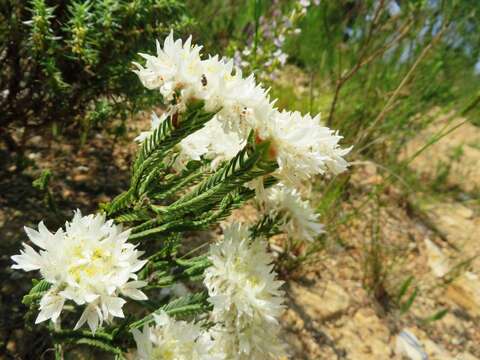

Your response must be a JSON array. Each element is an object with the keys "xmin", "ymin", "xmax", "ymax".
[{"xmin": 12, "ymin": 32, "xmax": 349, "ymax": 359}]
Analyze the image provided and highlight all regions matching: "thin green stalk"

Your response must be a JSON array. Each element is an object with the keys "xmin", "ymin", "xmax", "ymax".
[{"xmin": 253, "ymin": 0, "xmax": 262, "ymax": 67}]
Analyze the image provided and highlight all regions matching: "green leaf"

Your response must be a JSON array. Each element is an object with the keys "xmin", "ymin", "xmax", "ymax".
[
  {"xmin": 422, "ymin": 308, "xmax": 448, "ymax": 323},
  {"xmin": 32, "ymin": 169, "xmax": 52, "ymax": 191},
  {"xmin": 400, "ymin": 287, "xmax": 418, "ymax": 314},
  {"xmin": 106, "ymin": 101, "xmax": 216, "ymax": 216},
  {"xmin": 53, "ymin": 328, "xmax": 113, "ymax": 343},
  {"xmin": 396, "ymin": 275, "xmax": 414, "ymax": 303},
  {"xmin": 133, "ymin": 100, "xmax": 214, "ymax": 177},
  {"xmin": 74, "ymin": 338, "xmax": 124, "ymax": 357},
  {"xmin": 163, "ymin": 139, "xmax": 277, "ymax": 219},
  {"xmin": 22, "ymin": 280, "xmax": 51, "ymax": 306},
  {"xmin": 115, "ymin": 209, "xmax": 150, "ymax": 223},
  {"xmin": 129, "ymin": 292, "xmax": 210, "ymax": 330}
]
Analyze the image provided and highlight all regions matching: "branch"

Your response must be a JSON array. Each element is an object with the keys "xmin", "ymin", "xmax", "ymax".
[
  {"xmin": 355, "ymin": 24, "xmax": 448, "ymax": 149},
  {"xmin": 327, "ymin": 0, "xmax": 387, "ymax": 126}
]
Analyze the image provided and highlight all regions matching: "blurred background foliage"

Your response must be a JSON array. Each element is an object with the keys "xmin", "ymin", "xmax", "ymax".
[
  {"xmin": 187, "ymin": 0, "xmax": 480, "ymax": 213},
  {"xmin": 2, "ymin": 0, "xmax": 479, "ymax": 166},
  {"xmin": 1, "ymin": 0, "xmax": 193, "ymax": 167},
  {"xmin": 189, "ymin": 0, "xmax": 480, "ymax": 136}
]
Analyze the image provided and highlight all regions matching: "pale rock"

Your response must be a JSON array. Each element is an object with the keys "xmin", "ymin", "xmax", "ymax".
[
  {"xmin": 424, "ymin": 238, "xmax": 450, "ymax": 277},
  {"xmin": 395, "ymin": 329, "xmax": 428, "ymax": 360},
  {"xmin": 289, "ymin": 281, "xmax": 350, "ymax": 321},
  {"xmin": 335, "ymin": 308, "xmax": 391, "ymax": 360},
  {"xmin": 281, "ymin": 308, "xmax": 325, "ymax": 360},
  {"xmin": 418, "ymin": 200, "xmax": 480, "ymax": 273},
  {"xmin": 447, "ymin": 272, "xmax": 480, "ymax": 318},
  {"xmin": 421, "ymin": 202, "xmax": 477, "ymax": 251},
  {"xmin": 400, "ymin": 327, "xmax": 453, "ymax": 360},
  {"xmin": 422, "ymin": 337, "xmax": 452, "ymax": 360},
  {"xmin": 401, "ymin": 111, "xmax": 480, "ymax": 192},
  {"xmin": 439, "ymin": 313, "xmax": 465, "ymax": 333},
  {"xmin": 455, "ymin": 352, "xmax": 479, "ymax": 360}
]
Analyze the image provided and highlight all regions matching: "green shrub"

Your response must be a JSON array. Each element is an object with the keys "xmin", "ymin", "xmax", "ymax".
[{"xmin": 0, "ymin": 0, "xmax": 192, "ymax": 155}]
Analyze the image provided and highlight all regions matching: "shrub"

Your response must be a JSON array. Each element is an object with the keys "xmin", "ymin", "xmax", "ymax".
[{"xmin": 0, "ymin": 0, "xmax": 191, "ymax": 157}]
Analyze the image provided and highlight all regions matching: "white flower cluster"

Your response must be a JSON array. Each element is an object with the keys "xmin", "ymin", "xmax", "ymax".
[
  {"xmin": 11, "ymin": 211, "xmax": 147, "ymax": 332},
  {"xmin": 266, "ymin": 183, "xmax": 324, "ymax": 242},
  {"xmin": 133, "ymin": 311, "xmax": 222, "ymax": 360},
  {"xmin": 204, "ymin": 224, "xmax": 285, "ymax": 359},
  {"xmin": 260, "ymin": 111, "xmax": 350, "ymax": 185},
  {"xmin": 134, "ymin": 32, "xmax": 350, "ymax": 184},
  {"xmin": 136, "ymin": 112, "xmax": 244, "ymax": 171}
]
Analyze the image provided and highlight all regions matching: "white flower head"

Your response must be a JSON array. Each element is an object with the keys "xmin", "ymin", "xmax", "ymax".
[
  {"xmin": 204, "ymin": 223, "xmax": 284, "ymax": 324},
  {"xmin": 200, "ymin": 55, "xmax": 275, "ymax": 138},
  {"xmin": 134, "ymin": 33, "xmax": 275, "ymax": 142},
  {"xmin": 132, "ymin": 311, "xmax": 222, "ymax": 360},
  {"xmin": 266, "ymin": 183, "xmax": 324, "ymax": 242},
  {"xmin": 12, "ymin": 210, "xmax": 147, "ymax": 332},
  {"xmin": 204, "ymin": 223, "xmax": 285, "ymax": 359},
  {"xmin": 210, "ymin": 320, "xmax": 285, "ymax": 360},
  {"xmin": 174, "ymin": 117, "xmax": 245, "ymax": 170},
  {"xmin": 258, "ymin": 110, "xmax": 350, "ymax": 185},
  {"xmin": 133, "ymin": 31, "xmax": 203, "ymax": 101}
]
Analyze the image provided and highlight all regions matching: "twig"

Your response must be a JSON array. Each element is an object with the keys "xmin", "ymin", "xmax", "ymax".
[
  {"xmin": 309, "ymin": 69, "xmax": 315, "ymax": 113},
  {"xmin": 461, "ymin": 92, "xmax": 480, "ymax": 116},
  {"xmin": 327, "ymin": 0, "xmax": 389, "ymax": 127},
  {"xmin": 355, "ymin": 25, "xmax": 448, "ymax": 148}
]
